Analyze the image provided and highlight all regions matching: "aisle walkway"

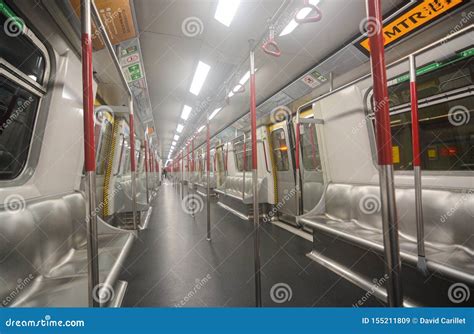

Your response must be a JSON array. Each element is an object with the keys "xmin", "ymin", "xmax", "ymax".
[{"xmin": 119, "ymin": 180, "xmax": 381, "ymax": 307}]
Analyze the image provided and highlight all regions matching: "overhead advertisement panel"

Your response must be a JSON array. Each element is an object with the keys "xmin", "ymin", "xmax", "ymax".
[{"xmin": 70, "ymin": 0, "xmax": 136, "ymax": 50}]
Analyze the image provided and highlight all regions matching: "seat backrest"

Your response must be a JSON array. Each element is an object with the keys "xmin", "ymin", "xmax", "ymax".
[
  {"xmin": 0, "ymin": 192, "xmax": 86, "ymax": 304},
  {"xmin": 324, "ymin": 183, "xmax": 473, "ymax": 250}
]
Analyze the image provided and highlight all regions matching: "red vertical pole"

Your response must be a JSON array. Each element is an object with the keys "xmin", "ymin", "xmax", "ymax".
[
  {"xmin": 367, "ymin": 0, "xmax": 403, "ymax": 307},
  {"xmin": 129, "ymin": 108, "xmax": 138, "ymax": 229},
  {"xmin": 81, "ymin": 0, "xmax": 99, "ymax": 308},
  {"xmin": 249, "ymin": 40, "xmax": 262, "ymax": 307}
]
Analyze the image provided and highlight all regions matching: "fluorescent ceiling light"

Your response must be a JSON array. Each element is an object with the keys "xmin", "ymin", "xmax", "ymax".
[
  {"xmin": 181, "ymin": 105, "xmax": 192, "ymax": 120},
  {"xmin": 173, "ymin": 135, "xmax": 180, "ymax": 141},
  {"xmin": 209, "ymin": 108, "xmax": 222, "ymax": 120},
  {"xmin": 280, "ymin": 0, "xmax": 320, "ymax": 36},
  {"xmin": 214, "ymin": 0, "xmax": 240, "ymax": 27},
  {"xmin": 172, "ymin": 141, "xmax": 176, "ymax": 146},
  {"xmin": 239, "ymin": 71, "xmax": 250, "ymax": 85},
  {"xmin": 176, "ymin": 124, "xmax": 184, "ymax": 133},
  {"xmin": 189, "ymin": 61, "xmax": 211, "ymax": 96},
  {"xmin": 228, "ymin": 91, "xmax": 234, "ymax": 98},
  {"xmin": 197, "ymin": 125, "xmax": 205, "ymax": 133}
]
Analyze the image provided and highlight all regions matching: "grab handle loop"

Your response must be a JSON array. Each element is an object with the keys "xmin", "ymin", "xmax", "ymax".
[
  {"xmin": 262, "ymin": 25, "xmax": 281, "ymax": 57},
  {"xmin": 294, "ymin": 0, "xmax": 322, "ymax": 24}
]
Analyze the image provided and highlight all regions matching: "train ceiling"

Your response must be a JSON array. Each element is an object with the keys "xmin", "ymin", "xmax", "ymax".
[{"xmin": 134, "ymin": 0, "xmax": 404, "ymax": 159}]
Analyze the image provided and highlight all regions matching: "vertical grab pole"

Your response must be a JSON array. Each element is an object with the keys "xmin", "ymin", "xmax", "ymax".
[
  {"xmin": 409, "ymin": 55, "xmax": 428, "ymax": 275},
  {"xmin": 367, "ymin": 0, "xmax": 403, "ymax": 307},
  {"xmin": 144, "ymin": 137, "xmax": 150, "ymax": 201},
  {"xmin": 206, "ymin": 113, "xmax": 211, "ymax": 241},
  {"xmin": 242, "ymin": 134, "xmax": 246, "ymax": 200},
  {"xmin": 80, "ymin": 0, "xmax": 99, "ymax": 307},
  {"xmin": 129, "ymin": 102, "xmax": 138, "ymax": 230},
  {"xmin": 295, "ymin": 115, "xmax": 301, "ymax": 219},
  {"xmin": 249, "ymin": 39, "xmax": 262, "ymax": 307}
]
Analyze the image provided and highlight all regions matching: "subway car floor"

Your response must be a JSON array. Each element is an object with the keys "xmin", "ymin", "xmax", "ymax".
[{"xmin": 119, "ymin": 180, "xmax": 383, "ymax": 307}]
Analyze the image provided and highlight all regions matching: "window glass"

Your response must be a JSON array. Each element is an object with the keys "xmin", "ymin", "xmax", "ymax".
[
  {"xmin": 0, "ymin": 76, "xmax": 39, "ymax": 179},
  {"xmin": 390, "ymin": 95, "xmax": 473, "ymax": 171},
  {"xmin": 300, "ymin": 123, "xmax": 322, "ymax": 171},
  {"xmin": 0, "ymin": 15, "xmax": 46, "ymax": 84},
  {"xmin": 372, "ymin": 50, "xmax": 474, "ymax": 171},
  {"xmin": 233, "ymin": 139, "xmax": 252, "ymax": 172},
  {"xmin": 388, "ymin": 53, "xmax": 473, "ymax": 108},
  {"xmin": 270, "ymin": 129, "xmax": 289, "ymax": 171}
]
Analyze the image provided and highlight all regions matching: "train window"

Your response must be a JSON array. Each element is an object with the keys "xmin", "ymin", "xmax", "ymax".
[
  {"xmin": 233, "ymin": 140, "xmax": 252, "ymax": 172},
  {"xmin": 390, "ymin": 95, "xmax": 473, "ymax": 171},
  {"xmin": 300, "ymin": 123, "xmax": 322, "ymax": 171},
  {"xmin": 0, "ymin": 15, "xmax": 46, "ymax": 84},
  {"xmin": 388, "ymin": 51, "xmax": 473, "ymax": 109},
  {"xmin": 369, "ymin": 50, "xmax": 474, "ymax": 172},
  {"xmin": 270, "ymin": 129, "xmax": 289, "ymax": 171},
  {"xmin": 0, "ymin": 5, "xmax": 49, "ymax": 181},
  {"xmin": 0, "ymin": 77, "xmax": 40, "ymax": 179}
]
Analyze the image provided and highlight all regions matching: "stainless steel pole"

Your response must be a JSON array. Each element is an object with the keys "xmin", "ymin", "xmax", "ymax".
[
  {"xmin": 366, "ymin": 0, "xmax": 403, "ymax": 307},
  {"xmin": 249, "ymin": 39, "xmax": 262, "ymax": 307},
  {"xmin": 80, "ymin": 0, "xmax": 100, "ymax": 307},
  {"xmin": 409, "ymin": 55, "xmax": 428, "ymax": 275},
  {"xmin": 206, "ymin": 113, "xmax": 211, "ymax": 241}
]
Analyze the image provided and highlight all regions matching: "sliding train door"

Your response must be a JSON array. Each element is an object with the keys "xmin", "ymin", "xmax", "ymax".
[{"xmin": 269, "ymin": 122, "xmax": 297, "ymax": 218}]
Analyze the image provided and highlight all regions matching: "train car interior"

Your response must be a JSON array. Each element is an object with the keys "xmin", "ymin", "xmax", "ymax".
[{"xmin": 0, "ymin": 0, "xmax": 472, "ymax": 309}]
